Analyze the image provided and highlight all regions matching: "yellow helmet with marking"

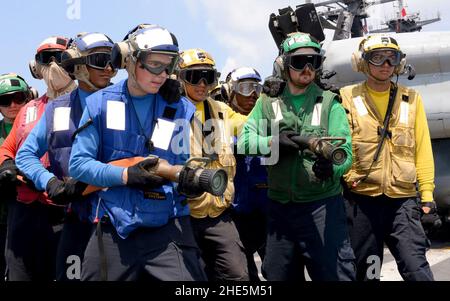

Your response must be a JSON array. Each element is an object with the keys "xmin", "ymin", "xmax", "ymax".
[{"xmin": 179, "ymin": 48, "xmax": 215, "ymax": 69}]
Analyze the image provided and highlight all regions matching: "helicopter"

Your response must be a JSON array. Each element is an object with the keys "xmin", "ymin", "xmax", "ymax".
[{"xmin": 268, "ymin": 0, "xmax": 450, "ymax": 227}]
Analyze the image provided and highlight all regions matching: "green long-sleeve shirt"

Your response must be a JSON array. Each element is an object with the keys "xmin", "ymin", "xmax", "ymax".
[{"xmin": 237, "ymin": 87, "xmax": 353, "ymax": 202}]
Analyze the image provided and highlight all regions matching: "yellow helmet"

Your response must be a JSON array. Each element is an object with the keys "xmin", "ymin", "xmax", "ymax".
[
  {"xmin": 352, "ymin": 34, "xmax": 406, "ymax": 75},
  {"xmin": 360, "ymin": 35, "xmax": 401, "ymax": 53},
  {"xmin": 179, "ymin": 48, "xmax": 215, "ymax": 69}
]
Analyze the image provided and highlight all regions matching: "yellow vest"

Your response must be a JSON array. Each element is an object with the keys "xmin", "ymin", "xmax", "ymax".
[
  {"xmin": 188, "ymin": 98, "xmax": 246, "ymax": 218},
  {"xmin": 340, "ymin": 83, "xmax": 418, "ymax": 198}
]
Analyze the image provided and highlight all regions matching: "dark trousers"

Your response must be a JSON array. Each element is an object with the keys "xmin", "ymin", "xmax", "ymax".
[
  {"xmin": 345, "ymin": 193, "xmax": 434, "ymax": 281},
  {"xmin": 191, "ymin": 210, "xmax": 249, "ymax": 281},
  {"xmin": 56, "ymin": 213, "xmax": 92, "ymax": 281},
  {"xmin": 81, "ymin": 215, "xmax": 207, "ymax": 281},
  {"xmin": 5, "ymin": 200, "xmax": 64, "ymax": 281},
  {"xmin": 0, "ymin": 224, "xmax": 6, "ymax": 281},
  {"xmin": 263, "ymin": 195, "xmax": 356, "ymax": 281},
  {"xmin": 232, "ymin": 209, "xmax": 267, "ymax": 281}
]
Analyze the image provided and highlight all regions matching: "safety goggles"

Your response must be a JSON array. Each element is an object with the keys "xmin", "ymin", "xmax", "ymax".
[
  {"xmin": 35, "ymin": 50, "xmax": 63, "ymax": 65},
  {"xmin": 179, "ymin": 69, "xmax": 218, "ymax": 86},
  {"xmin": 85, "ymin": 52, "xmax": 113, "ymax": 70},
  {"xmin": 235, "ymin": 81, "xmax": 263, "ymax": 97},
  {"xmin": 137, "ymin": 52, "xmax": 179, "ymax": 75},
  {"xmin": 365, "ymin": 50, "xmax": 402, "ymax": 67},
  {"xmin": 0, "ymin": 91, "xmax": 28, "ymax": 107},
  {"xmin": 287, "ymin": 54, "xmax": 323, "ymax": 72}
]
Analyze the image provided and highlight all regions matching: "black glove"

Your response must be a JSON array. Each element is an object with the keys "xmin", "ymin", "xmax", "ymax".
[
  {"xmin": 272, "ymin": 131, "xmax": 300, "ymax": 154},
  {"xmin": 263, "ymin": 76, "xmax": 286, "ymax": 98},
  {"xmin": 159, "ymin": 78, "xmax": 181, "ymax": 104},
  {"xmin": 420, "ymin": 201, "xmax": 442, "ymax": 229},
  {"xmin": 46, "ymin": 177, "xmax": 88, "ymax": 205},
  {"xmin": 127, "ymin": 157, "xmax": 166, "ymax": 191},
  {"xmin": 0, "ymin": 159, "xmax": 20, "ymax": 186},
  {"xmin": 312, "ymin": 157, "xmax": 334, "ymax": 181},
  {"xmin": 178, "ymin": 167, "xmax": 203, "ymax": 198}
]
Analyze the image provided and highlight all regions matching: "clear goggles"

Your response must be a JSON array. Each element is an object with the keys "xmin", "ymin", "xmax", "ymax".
[
  {"xmin": 136, "ymin": 51, "xmax": 179, "ymax": 75},
  {"xmin": 287, "ymin": 53, "xmax": 323, "ymax": 71},
  {"xmin": 364, "ymin": 50, "xmax": 402, "ymax": 67},
  {"xmin": 234, "ymin": 81, "xmax": 263, "ymax": 97},
  {"xmin": 179, "ymin": 69, "xmax": 218, "ymax": 86}
]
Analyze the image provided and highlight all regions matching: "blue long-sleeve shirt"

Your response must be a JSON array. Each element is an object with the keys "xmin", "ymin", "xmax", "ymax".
[
  {"xmin": 68, "ymin": 93, "xmax": 155, "ymax": 188},
  {"xmin": 16, "ymin": 88, "xmax": 91, "ymax": 191}
]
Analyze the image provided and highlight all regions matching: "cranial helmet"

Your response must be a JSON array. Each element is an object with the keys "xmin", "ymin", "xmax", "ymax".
[
  {"xmin": 274, "ymin": 32, "xmax": 323, "ymax": 80},
  {"xmin": 0, "ymin": 73, "xmax": 38, "ymax": 102},
  {"xmin": 178, "ymin": 48, "xmax": 216, "ymax": 70},
  {"xmin": 221, "ymin": 67, "xmax": 262, "ymax": 102},
  {"xmin": 60, "ymin": 32, "xmax": 115, "ymax": 90},
  {"xmin": 111, "ymin": 25, "xmax": 179, "ymax": 72},
  {"xmin": 178, "ymin": 49, "xmax": 219, "ymax": 92},
  {"xmin": 110, "ymin": 25, "xmax": 180, "ymax": 92},
  {"xmin": 29, "ymin": 36, "xmax": 70, "ymax": 79},
  {"xmin": 351, "ymin": 34, "xmax": 406, "ymax": 75}
]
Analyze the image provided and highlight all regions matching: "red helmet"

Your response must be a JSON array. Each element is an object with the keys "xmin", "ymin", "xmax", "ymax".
[{"xmin": 36, "ymin": 36, "xmax": 70, "ymax": 54}]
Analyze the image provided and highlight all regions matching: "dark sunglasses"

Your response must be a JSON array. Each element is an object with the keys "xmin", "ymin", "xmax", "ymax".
[
  {"xmin": 365, "ymin": 50, "xmax": 402, "ymax": 67},
  {"xmin": 287, "ymin": 54, "xmax": 323, "ymax": 71},
  {"xmin": 180, "ymin": 69, "xmax": 218, "ymax": 86},
  {"xmin": 0, "ymin": 92, "xmax": 28, "ymax": 107},
  {"xmin": 35, "ymin": 50, "xmax": 63, "ymax": 65},
  {"xmin": 85, "ymin": 52, "xmax": 113, "ymax": 70}
]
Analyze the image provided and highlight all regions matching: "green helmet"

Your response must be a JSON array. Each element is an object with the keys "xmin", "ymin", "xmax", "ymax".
[
  {"xmin": 0, "ymin": 73, "xmax": 30, "ymax": 96},
  {"xmin": 282, "ymin": 32, "xmax": 321, "ymax": 54}
]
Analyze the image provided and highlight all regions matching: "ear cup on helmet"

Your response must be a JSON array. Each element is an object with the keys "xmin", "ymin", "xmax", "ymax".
[
  {"xmin": 273, "ymin": 55, "xmax": 285, "ymax": 79},
  {"xmin": 395, "ymin": 54, "xmax": 407, "ymax": 75},
  {"xmin": 111, "ymin": 42, "xmax": 129, "ymax": 70},
  {"xmin": 60, "ymin": 48, "xmax": 79, "ymax": 74},
  {"xmin": 220, "ymin": 82, "xmax": 232, "ymax": 102},
  {"xmin": 351, "ymin": 51, "xmax": 363, "ymax": 72},
  {"xmin": 28, "ymin": 60, "xmax": 42, "ymax": 79},
  {"xmin": 29, "ymin": 87, "xmax": 39, "ymax": 100}
]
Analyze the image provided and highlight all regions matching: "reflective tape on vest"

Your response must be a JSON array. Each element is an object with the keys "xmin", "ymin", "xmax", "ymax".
[
  {"xmin": 106, "ymin": 101, "xmax": 125, "ymax": 130},
  {"xmin": 400, "ymin": 101, "xmax": 409, "ymax": 125},
  {"xmin": 25, "ymin": 106, "xmax": 38, "ymax": 124},
  {"xmin": 353, "ymin": 96, "xmax": 369, "ymax": 117},
  {"xmin": 53, "ymin": 107, "xmax": 71, "ymax": 132},
  {"xmin": 311, "ymin": 103, "xmax": 322, "ymax": 126},
  {"xmin": 272, "ymin": 100, "xmax": 283, "ymax": 122}
]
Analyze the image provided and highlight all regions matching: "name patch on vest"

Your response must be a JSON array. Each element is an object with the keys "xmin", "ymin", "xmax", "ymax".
[
  {"xmin": 144, "ymin": 191, "xmax": 167, "ymax": 201},
  {"xmin": 107, "ymin": 101, "xmax": 125, "ymax": 131},
  {"xmin": 25, "ymin": 106, "xmax": 38, "ymax": 124},
  {"xmin": 151, "ymin": 118, "xmax": 176, "ymax": 151},
  {"xmin": 353, "ymin": 96, "xmax": 369, "ymax": 117},
  {"xmin": 311, "ymin": 103, "xmax": 322, "ymax": 126},
  {"xmin": 272, "ymin": 100, "xmax": 283, "ymax": 123},
  {"xmin": 53, "ymin": 107, "xmax": 71, "ymax": 132},
  {"xmin": 400, "ymin": 102, "xmax": 409, "ymax": 125}
]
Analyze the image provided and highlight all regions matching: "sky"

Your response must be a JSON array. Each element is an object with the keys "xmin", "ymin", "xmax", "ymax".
[{"xmin": 0, "ymin": 0, "xmax": 449, "ymax": 96}]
